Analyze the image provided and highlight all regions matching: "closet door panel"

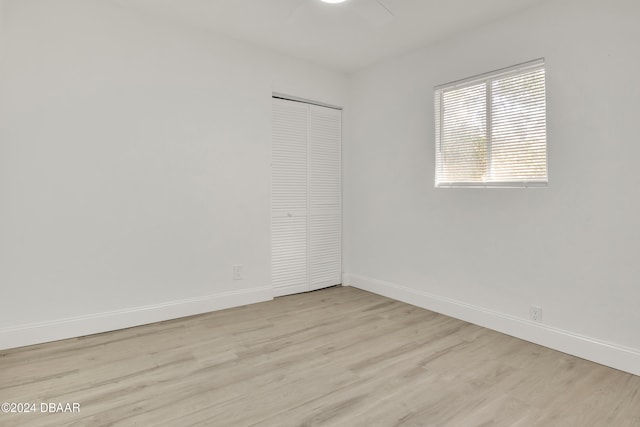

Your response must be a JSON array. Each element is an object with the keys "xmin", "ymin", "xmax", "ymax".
[
  {"xmin": 272, "ymin": 215, "xmax": 308, "ymax": 296},
  {"xmin": 272, "ymin": 99, "xmax": 308, "ymax": 214},
  {"xmin": 309, "ymin": 212, "xmax": 341, "ymax": 290},
  {"xmin": 271, "ymin": 99, "xmax": 309, "ymax": 295},
  {"xmin": 308, "ymin": 105, "xmax": 342, "ymax": 291}
]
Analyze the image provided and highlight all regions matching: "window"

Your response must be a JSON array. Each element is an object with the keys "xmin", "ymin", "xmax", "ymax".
[{"xmin": 434, "ymin": 59, "xmax": 547, "ymax": 188}]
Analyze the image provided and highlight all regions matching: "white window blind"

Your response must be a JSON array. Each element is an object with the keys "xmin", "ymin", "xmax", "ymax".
[{"xmin": 435, "ymin": 59, "xmax": 547, "ymax": 188}]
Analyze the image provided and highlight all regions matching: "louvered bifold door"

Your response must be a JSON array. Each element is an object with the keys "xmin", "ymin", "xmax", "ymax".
[
  {"xmin": 308, "ymin": 105, "xmax": 342, "ymax": 291},
  {"xmin": 271, "ymin": 99, "xmax": 309, "ymax": 297}
]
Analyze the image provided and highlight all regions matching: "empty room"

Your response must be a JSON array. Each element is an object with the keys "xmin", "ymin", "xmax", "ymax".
[{"xmin": 1, "ymin": 0, "xmax": 639, "ymax": 425}]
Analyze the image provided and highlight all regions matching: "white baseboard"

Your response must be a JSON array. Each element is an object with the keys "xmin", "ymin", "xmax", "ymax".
[
  {"xmin": 0, "ymin": 286, "xmax": 273, "ymax": 351},
  {"xmin": 343, "ymin": 273, "xmax": 640, "ymax": 377}
]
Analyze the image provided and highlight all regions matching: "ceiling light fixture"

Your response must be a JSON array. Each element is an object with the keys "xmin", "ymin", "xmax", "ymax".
[{"xmin": 320, "ymin": 0, "xmax": 348, "ymax": 4}]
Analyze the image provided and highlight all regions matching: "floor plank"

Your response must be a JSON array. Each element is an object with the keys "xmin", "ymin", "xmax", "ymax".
[{"xmin": 1, "ymin": 286, "xmax": 638, "ymax": 426}]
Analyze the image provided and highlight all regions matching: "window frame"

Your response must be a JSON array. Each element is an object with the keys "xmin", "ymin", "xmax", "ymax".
[{"xmin": 434, "ymin": 58, "xmax": 548, "ymax": 189}]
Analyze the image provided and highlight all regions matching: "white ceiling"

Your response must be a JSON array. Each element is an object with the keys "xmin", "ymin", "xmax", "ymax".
[{"xmin": 111, "ymin": 0, "xmax": 549, "ymax": 73}]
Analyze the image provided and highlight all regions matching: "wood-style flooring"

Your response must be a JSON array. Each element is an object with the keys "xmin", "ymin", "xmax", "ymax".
[{"xmin": 1, "ymin": 286, "xmax": 639, "ymax": 426}]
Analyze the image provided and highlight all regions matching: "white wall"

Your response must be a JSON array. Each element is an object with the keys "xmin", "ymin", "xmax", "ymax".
[
  {"xmin": 344, "ymin": 0, "xmax": 640, "ymax": 375},
  {"xmin": 0, "ymin": 0, "xmax": 347, "ymax": 348},
  {"xmin": 0, "ymin": 1, "xmax": 4, "ymax": 65}
]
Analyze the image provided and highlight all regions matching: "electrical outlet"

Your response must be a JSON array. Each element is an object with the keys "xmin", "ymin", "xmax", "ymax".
[
  {"xmin": 233, "ymin": 265, "xmax": 243, "ymax": 281},
  {"xmin": 530, "ymin": 305, "xmax": 542, "ymax": 322}
]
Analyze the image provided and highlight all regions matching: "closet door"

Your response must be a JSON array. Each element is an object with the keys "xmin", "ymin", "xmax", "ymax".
[
  {"xmin": 308, "ymin": 105, "xmax": 342, "ymax": 291},
  {"xmin": 271, "ymin": 99, "xmax": 309, "ymax": 297},
  {"xmin": 271, "ymin": 98, "xmax": 342, "ymax": 296}
]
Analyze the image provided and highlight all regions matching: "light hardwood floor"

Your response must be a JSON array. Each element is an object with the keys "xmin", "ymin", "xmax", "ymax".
[{"xmin": 1, "ymin": 286, "xmax": 639, "ymax": 426}]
